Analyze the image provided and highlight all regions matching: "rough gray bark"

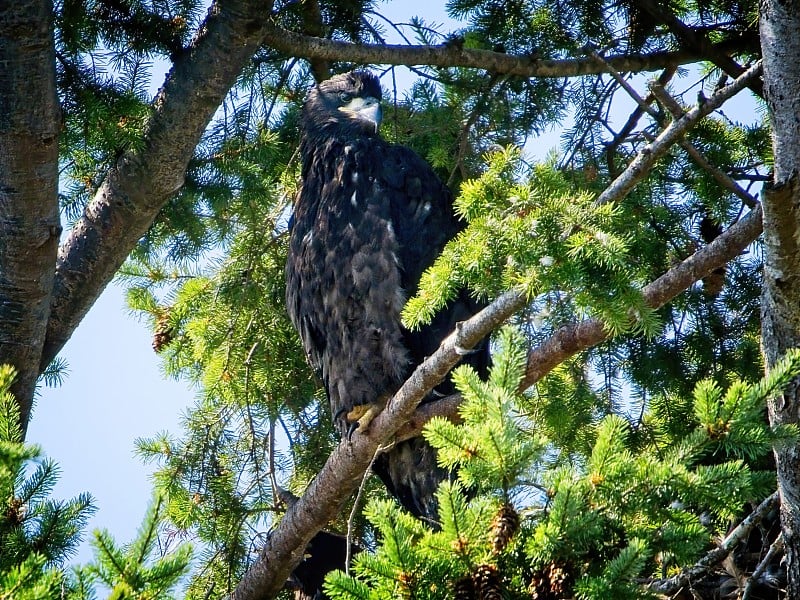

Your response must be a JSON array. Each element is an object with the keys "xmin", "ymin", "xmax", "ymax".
[
  {"xmin": 39, "ymin": 0, "xmax": 272, "ymax": 373},
  {"xmin": 0, "ymin": 0, "xmax": 60, "ymax": 430},
  {"xmin": 759, "ymin": 0, "xmax": 800, "ymax": 596}
]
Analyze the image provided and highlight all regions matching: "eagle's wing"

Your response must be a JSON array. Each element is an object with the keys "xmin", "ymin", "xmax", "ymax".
[
  {"xmin": 286, "ymin": 137, "xmax": 415, "ymax": 435},
  {"xmin": 286, "ymin": 133, "xmax": 488, "ymax": 517},
  {"xmin": 381, "ymin": 144, "xmax": 490, "ymax": 396},
  {"xmin": 372, "ymin": 145, "xmax": 490, "ymax": 517}
]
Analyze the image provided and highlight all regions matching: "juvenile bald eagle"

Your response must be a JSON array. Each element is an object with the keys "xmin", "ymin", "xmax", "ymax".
[{"xmin": 286, "ymin": 71, "xmax": 489, "ymax": 519}]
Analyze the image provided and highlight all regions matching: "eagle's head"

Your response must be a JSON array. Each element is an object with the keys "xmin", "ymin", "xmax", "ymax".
[{"xmin": 302, "ymin": 71, "xmax": 383, "ymax": 138}]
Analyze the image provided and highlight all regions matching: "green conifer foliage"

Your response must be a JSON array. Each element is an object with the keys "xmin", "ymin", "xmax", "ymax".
[
  {"xmin": 403, "ymin": 149, "xmax": 659, "ymax": 339},
  {"xmin": 0, "ymin": 365, "xmax": 95, "ymax": 599},
  {"xmin": 77, "ymin": 2, "xmax": 772, "ymax": 595},
  {"xmin": 88, "ymin": 495, "xmax": 191, "ymax": 600},
  {"xmin": 324, "ymin": 335, "xmax": 800, "ymax": 600}
]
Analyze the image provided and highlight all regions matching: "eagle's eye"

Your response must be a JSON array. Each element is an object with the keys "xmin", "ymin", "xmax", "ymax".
[{"xmin": 338, "ymin": 92, "xmax": 353, "ymax": 104}]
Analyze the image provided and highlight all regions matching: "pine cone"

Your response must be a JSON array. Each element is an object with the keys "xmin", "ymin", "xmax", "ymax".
[
  {"xmin": 454, "ymin": 576, "xmax": 477, "ymax": 600},
  {"xmin": 530, "ymin": 560, "xmax": 573, "ymax": 600},
  {"xmin": 4, "ymin": 496, "xmax": 24, "ymax": 526},
  {"xmin": 152, "ymin": 309, "xmax": 175, "ymax": 353},
  {"xmin": 473, "ymin": 564, "xmax": 503, "ymax": 600},
  {"xmin": 491, "ymin": 502, "xmax": 520, "ymax": 554}
]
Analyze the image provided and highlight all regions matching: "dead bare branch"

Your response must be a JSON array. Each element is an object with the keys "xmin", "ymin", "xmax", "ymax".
[
  {"xmin": 591, "ymin": 49, "xmax": 755, "ymax": 209},
  {"xmin": 647, "ymin": 492, "xmax": 779, "ymax": 595},
  {"xmin": 595, "ymin": 61, "xmax": 762, "ymax": 206},
  {"xmin": 648, "ymin": 82, "xmax": 757, "ymax": 208}
]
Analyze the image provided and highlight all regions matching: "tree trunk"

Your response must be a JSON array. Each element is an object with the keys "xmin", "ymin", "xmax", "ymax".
[
  {"xmin": 40, "ymin": 0, "xmax": 273, "ymax": 376},
  {"xmin": 759, "ymin": 1, "xmax": 800, "ymax": 596},
  {"xmin": 0, "ymin": 0, "xmax": 60, "ymax": 432}
]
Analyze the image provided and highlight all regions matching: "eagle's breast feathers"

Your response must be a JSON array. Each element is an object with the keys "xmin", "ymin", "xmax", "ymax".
[{"xmin": 287, "ymin": 129, "xmax": 455, "ymax": 436}]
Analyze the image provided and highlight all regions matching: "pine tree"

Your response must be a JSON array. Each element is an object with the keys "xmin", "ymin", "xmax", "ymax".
[
  {"xmin": 88, "ymin": 495, "xmax": 191, "ymax": 600},
  {"xmin": 324, "ymin": 332, "xmax": 800, "ymax": 599},
  {"xmin": 0, "ymin": 0, "xmax": 783, "ymax": 597},
  {"xmin": 0, "ymin": 365, "xmax": 95, "ymax": 599}
]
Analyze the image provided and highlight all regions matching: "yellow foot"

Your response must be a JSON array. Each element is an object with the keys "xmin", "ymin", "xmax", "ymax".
[{"xmin": 346, "ymin": 404, "xmax": 382, "ymax": 439}]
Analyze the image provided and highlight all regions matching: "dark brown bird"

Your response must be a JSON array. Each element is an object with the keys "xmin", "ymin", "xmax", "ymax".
[{"xmin": 285, "ymin": 70, "xmax": 489, "ymax": 519}]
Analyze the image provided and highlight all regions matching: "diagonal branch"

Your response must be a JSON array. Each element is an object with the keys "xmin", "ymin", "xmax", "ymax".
[
  {"xmin": 262, "ymin": 21, "xmax": 757, "ymax": 78},
  {"xmin": 39, "ymin": 0, "xmax": 274, "ymax": 372},
  {"xmin": 520, "ymin": 204, "xmax": 763, "ymax": 390},
  {"xmin": 397, "ymin": 203, "xmax": 764, "ymax": 439},
  {"xmin": 647, "ymin": 491, "xmax": 779, "ymax": 595},
  {"xmin": 648, "ymin": 82, "xmax": 757, "ymax": 208},
  {"xmin": 595, "ymin": 60, "xmax": 762, "ymax": 205},
  {"xmin": 231, "ymin": 290, "xmax": 526, "ymax": 600},
  {"xmin": 590, "ymin": 50, "xmax": 757, "ymax": 208},
  {"xmin": 633, "ymin": 0, "xmax": 763, "ymax": 97}
]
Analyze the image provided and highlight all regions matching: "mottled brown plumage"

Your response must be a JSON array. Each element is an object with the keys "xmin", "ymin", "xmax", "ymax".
[{"xmin": 286, "ymin": 71, "xmax": 489, "ymax": 519}]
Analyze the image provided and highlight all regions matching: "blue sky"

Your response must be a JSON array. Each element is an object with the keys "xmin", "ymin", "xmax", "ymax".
[{"xmin": 30, "ymin": 284, "xmax": 192, "ymax": 563}]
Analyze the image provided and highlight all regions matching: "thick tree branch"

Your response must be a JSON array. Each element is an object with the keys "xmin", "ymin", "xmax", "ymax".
[
  {"xmin": 39, "ymin": 0, "xmax": 273, "ymax": 373},
  {"xmin": 262, "ymin": 21, "xmax": 756, "ymax": 78},
  {"xmin": 231, "ymin": 290, "xmax": 526, "ymax": 600},
  {"xmin": 520, "ymin": 203, "xmax": 762, "ymax": 388},
  {"xmin": 399, "ymin": 204, "xmax": 764, "ymax": 436},
  {"xmin": 760, "ymin": 0, "xmax": 800, "ymax": 591},
  {"xmin": 298, "ymin": 0, "xmax": 330, "ymax": 82},
  {"xmin": 0, "ymin": 0, "xmax": 60, "ymax": 431}
]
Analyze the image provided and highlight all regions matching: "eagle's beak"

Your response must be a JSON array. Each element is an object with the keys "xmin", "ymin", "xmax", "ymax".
[{"xmin": 340, "ymin": 96, "xmax": 382, "ymax": 132}]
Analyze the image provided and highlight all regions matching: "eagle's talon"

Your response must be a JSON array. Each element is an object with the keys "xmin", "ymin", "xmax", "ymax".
[
  {"xmin": 345, "ymin": 421, "xmax": 358, "ymax": 442},
  {"xmin": 346, "ymin": 403, "xmax": 371, "ymax": 422},
  {"xmin": 346, "ymin": 421, "xmax": 360, "ymax": 440}
]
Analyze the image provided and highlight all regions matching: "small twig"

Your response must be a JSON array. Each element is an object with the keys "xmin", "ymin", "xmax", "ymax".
[
  {"xmin": 447, "ymin": 74, "xmax": 504, "ymax": 186},
  {"xmin": 742, "ymin": 533, "xmax": 784, "ymax": 600},
  {"xmin": 345, "ymin": 444, "xmax": 386, "ymax": 574},
  {"xmin": 648, "ymin": 492, "xmax": 779, "ymax": 595},
  {"xmin": 267, "ymin": 419, "xmax": 282, "ymax": 509},
  {"xmin": 605, "ymin": 68, "xmax": 676, "ymax": 178}
]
